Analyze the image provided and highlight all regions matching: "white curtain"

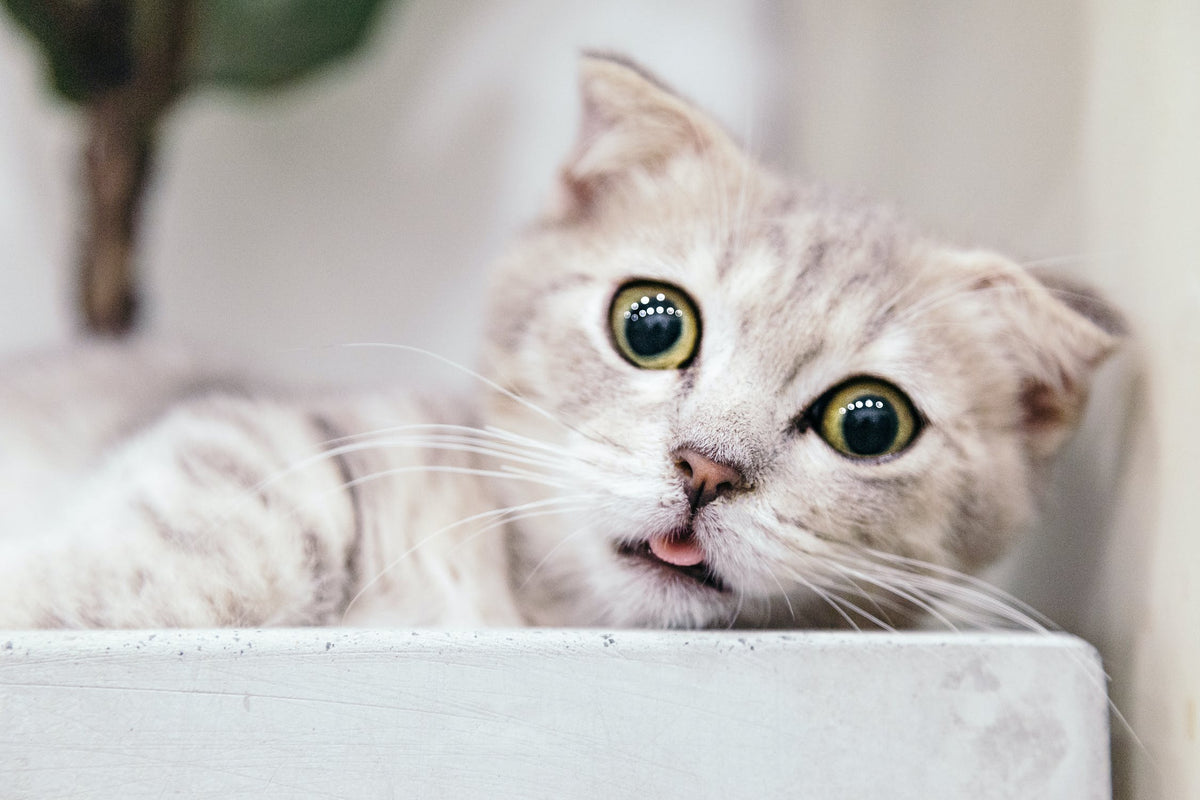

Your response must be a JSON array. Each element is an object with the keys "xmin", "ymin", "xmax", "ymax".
[{"xmin": 1084, "ymin": 2, "xmax": 1200, "ymax": 797}]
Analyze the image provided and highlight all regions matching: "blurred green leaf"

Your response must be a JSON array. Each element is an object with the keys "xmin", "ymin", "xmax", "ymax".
[
  {"xmin": 1, "ymin": 0, "xmax": 136, "ymax": 103},
  {"xmin": 189, "ymin": 0, "xmax": 391, "ymax": 90},
  {"xmin": 0, "ymin": 0, "xmax": 395, "ymax": 336},
  {"xmin": 1, "ymin": 0, "xmax": 394, "ymax": 103}
]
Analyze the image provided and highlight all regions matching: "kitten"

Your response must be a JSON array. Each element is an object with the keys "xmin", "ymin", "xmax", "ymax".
[{"xmin": 0, "ymin": 54, "xmax": 1120, "ymax": 631}]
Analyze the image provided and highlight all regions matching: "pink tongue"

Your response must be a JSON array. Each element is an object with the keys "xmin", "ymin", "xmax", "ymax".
[{"xmin": 648, "ymin": 534, "xmax": 706, "ymax": 567}]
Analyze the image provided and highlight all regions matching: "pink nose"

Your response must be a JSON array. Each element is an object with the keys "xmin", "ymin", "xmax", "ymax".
[{"xmin": 673, "ymin": 448, "xmax": 744, "ymax": 510}]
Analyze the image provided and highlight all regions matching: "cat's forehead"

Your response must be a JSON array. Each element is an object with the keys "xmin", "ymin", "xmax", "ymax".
[
  {"xmin": 598, "ymin": 171, "xmax": 920, "ymax": 292},
  {"xmin": 609, "ymin": 184, "xmax": 931, "ymax": 370}
]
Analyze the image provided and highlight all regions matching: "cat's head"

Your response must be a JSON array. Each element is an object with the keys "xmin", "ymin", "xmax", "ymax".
[{"xmin": 481, "ymin": 54, "xmax": 1122, "ymax": 628}]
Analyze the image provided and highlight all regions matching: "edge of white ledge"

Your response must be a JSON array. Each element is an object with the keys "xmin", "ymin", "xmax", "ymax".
[
  {"xmin": 0, "ymin": 624, "xmax": 1103, "ymax": 650},
  {"xmin": 0, "ymin": 629, "xmax": 1112, "ymax": 800}
]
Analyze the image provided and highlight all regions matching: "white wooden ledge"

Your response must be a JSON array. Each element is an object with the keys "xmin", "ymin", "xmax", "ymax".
[{"xmin": 0, "ymin": 629, "xmax": 1110, "ymax": 799}]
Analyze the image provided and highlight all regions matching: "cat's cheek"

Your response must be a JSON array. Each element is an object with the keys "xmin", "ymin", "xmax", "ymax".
[
  {"xmin": 942, "ymin": 434, "xmax": 1037, "ymax": 570},
  {"xmin": 760, "ymin": 434, "xmax": 953, "ymax": 556}
]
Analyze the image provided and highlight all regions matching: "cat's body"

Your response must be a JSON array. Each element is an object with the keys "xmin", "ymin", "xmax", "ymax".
[
  {"xmin": 0, "ymin": 56, "xmax": 1120, "ymax": 631},
  {"xmin": 0, "ymin": 345, "xmax": 521, "ymax": 627}
]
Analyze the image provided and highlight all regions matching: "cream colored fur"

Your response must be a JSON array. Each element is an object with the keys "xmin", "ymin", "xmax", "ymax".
[{"xmin": 0, "ymin": 56, "xmax": 1120, "ymax": 631}]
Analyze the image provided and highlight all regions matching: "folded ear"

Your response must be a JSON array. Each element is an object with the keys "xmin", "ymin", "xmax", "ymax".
[
  {"xmin": 555, "ymin": 53, "xmax": 746, "ymax": 216},
  {"xmin": 954, "ymin": 252, "xmax": 1125, "ymax": 460}
]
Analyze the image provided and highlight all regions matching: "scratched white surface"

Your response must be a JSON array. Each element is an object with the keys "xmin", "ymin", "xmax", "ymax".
[{"xmin": 0, "ymin": 630, "xmax": 1110, "ymax": 799}]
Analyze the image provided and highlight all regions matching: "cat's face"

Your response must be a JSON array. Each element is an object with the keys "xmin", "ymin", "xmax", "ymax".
[{"xmin": 481, "ymin": 55, "xmax": 1119, "ymax": 628}]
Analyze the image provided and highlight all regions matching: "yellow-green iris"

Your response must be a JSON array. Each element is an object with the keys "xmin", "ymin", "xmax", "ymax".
[
  {"xmin": 817, "ymin": 378, "xmax": 919, "ymax": 458},
  {"xmin": 610, "ymin": 281, "xmax": 700, "ymax": 369}
]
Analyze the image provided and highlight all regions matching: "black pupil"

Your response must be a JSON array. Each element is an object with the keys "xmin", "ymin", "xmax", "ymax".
[
  {"xmin": 625, "ymin": 299, "xmax": 682, "ymax": 357},
  {"xmin": 841, "ymin": 395, "xmax": 899, "ymax": 456}
]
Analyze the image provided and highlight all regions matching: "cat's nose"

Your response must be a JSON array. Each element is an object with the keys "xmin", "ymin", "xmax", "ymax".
[{"xmin": 673, "ymin": 448, "xmax": 745, "ymax": 511}]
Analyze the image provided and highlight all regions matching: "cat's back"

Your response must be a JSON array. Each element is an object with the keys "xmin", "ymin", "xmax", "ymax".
[
  {"xmin": 0, "ymin": 342, "xmax": 210, "ymax": 455},
  {"xmin": 0, "ymin": 343, "xmax": 221, "ymax": 535}
]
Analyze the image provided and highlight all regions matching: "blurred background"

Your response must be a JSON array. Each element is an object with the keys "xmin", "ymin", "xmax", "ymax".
[{"xmin": 0, "ymin": 1, "xmax": 1194, "ymax": 797}]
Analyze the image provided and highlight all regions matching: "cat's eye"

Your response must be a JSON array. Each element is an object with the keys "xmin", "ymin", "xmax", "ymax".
[
  {"xmin": 813, "ymin": 378, "xmax": 920, "ymax": 459},
  {"xmin": 609, "ymin": 281, "xmax": 700, "ymax": 369}
]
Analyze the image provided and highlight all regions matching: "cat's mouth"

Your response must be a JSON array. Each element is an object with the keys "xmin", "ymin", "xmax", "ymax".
[{"xmin": 617, "ymin": 536, "xmax": 729, "ymax": 593}]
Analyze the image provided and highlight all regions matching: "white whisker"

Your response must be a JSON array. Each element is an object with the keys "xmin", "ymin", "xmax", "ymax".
[
  {"xmin": 822, "ymin": 558, "xmax": 960, "ymax": 632},
  {"xmin": 336, "ymin": 464, "xmax": 575, "ymax": 493},
  {"xmin": 334, "ymin": 343, "xmax": 631, "ymax": 454},
  {"xmin": 515, "ymin": 523, "xmax": 598, "ymax": 593},
  {"xmin": 766, "ymin": 571, "xmax": 797, "ymax": 623},
  {"xmin": 342, "ymin": 494, "xmax": 596, "ymax": 621}
]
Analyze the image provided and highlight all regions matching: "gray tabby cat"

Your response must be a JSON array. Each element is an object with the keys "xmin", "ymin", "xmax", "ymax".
[{"xmin": 0, "ymin": 55, "xmax": 1120, "ymax": 631}]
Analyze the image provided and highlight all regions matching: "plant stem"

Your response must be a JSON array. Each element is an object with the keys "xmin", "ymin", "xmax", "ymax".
[
  {"xmin": 81, "ymin": 93, "xmax": 146, "ymax": 334},
  {"xmin": 78, "ymin": 0, "xmax": 191, "ymax": 336}
]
